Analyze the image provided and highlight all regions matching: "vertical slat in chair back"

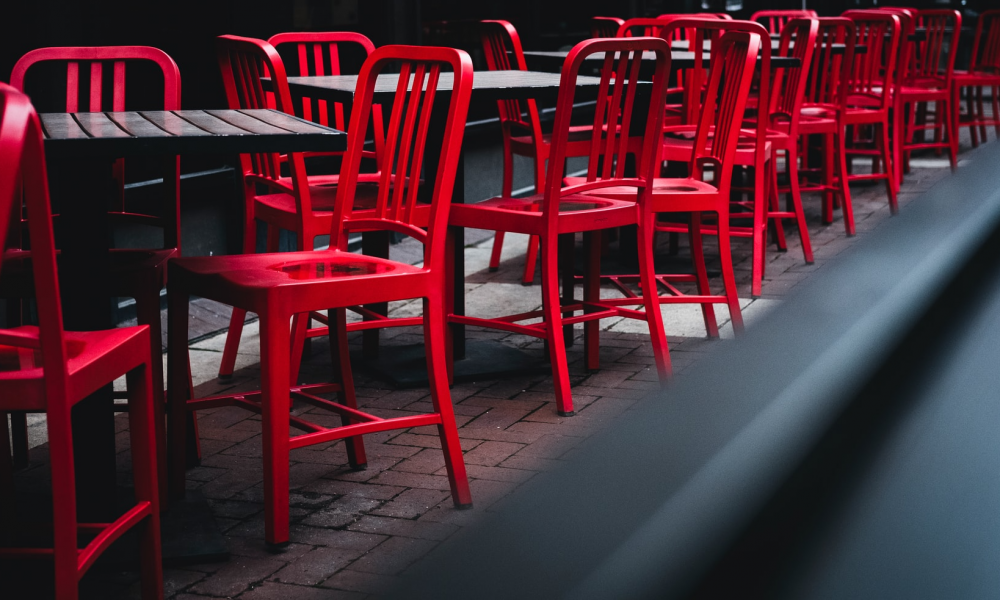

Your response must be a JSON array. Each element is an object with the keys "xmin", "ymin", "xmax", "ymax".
[
  {"xmin": 0, "ymin": 83, "xmax": 70, "ymax": 376},
  {"xmin": 478, "ymin": 21, "xmax": 542, "ymax": 142},
  {"xmin": 771, "ymin": 17, "xmax": 819, "ymax": 135},
  {"xmin": 591, "ymin": 17, "xmax": 625, "ymax": 39},
  {"xmin": 972, "ymin": 10, "xmax": 1000, "ymax": 74},
  {"xmin": 843, "ymin": 11, "xmax": 900, "ymax": 112},
  {"xmin": 804, "ymin": 18, "xmax": 856, "ymax": 111},
  {"xmin": 9, "ymin": 46, "xmax": 182, "ymax": 245},
  {"xmin": 330, "ymin": 46, "xmax": 473, "ymax": 273},
  {"xmin": 913, "ymin": 10, "xmax": 961, "ymax": 87},
  {"xmin": 750, "ymin": 10, "xmax": 818, "ymax": 35},
  {"xmin": 545, "ymin": 37, "xmax": 670, "ymax": 211},
  {"xmin": 10, "ymin": 46, "xmax": 180, "ymax": 113},
  {"xmin": 216, "ymin": 35, "xmax": 314, "ymax": 220},
  {"xmin": 268, "ymin": 32, "xmax": 375, "ymax": 132},
  {"xmin": 690, "ymin": 31, "xmax": 762, "ymax": 195}
]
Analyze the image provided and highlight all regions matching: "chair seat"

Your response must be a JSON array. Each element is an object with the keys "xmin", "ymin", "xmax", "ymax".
[
  {"xmin": 1, "ymin": 247, "xmax": 175, "ymax": 297},
  {"xmin": 953, "ymin": 70, "xmax": 1000, "ymax": 85},
  {"xmin": 169, "ymin": 249, "xmax": 430, "ymax": 315},
  {"xmin": 449, "ymin": 193, "xmax": 638, "ymax": 235},
  {"xmin": 510, "ymin": 125, "xmax": 594, "ymax": 150},
  {"xmin": 661, "ymin": 127, "xmax": 772, "ymax": 164},
  {"xmin": 566, "ymin": 176, "xmax": 722, "ymax": 212},
  {"xmin": 255, "ymin": 180, "xmax": 430, "ymax": 233},
  {"xmin": 0, "ymin": 325, "xmax": 150, "ymax": 411}
]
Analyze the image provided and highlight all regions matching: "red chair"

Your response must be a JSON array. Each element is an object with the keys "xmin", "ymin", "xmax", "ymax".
[
  {"xmin": 450, "ymin": 36, "xmax": 673, "ymax": 416},
  {"xmin": 167, "ymin": 38, "xmax": 474, "ymax": 546},
  {"xmin": 656, "ymin": 18, "xmax": 815, "ymax": 300},
  {"xmin": 0, "ymin": 83, "xmax": 163, "ymax": 600},
  {"xmin": 659, "ymin": 13, "xmax": 733, "ymax": 21},
  {"xmin": 591, "ymin": 16, "xmax": 624, "ymax": 38},
  {"xmin": 842, "ymin": 10, "xmax": 901, "ymax": 214},
  {"xmin": 892, "ymin": 9, "xmax": 961, "ymax": 186},
  {"xmin": 481, "ymin": 20, "xmax": 603, "ymax": 285},
  {"xmin": 797, "ymin": 18, "xmax": 857, "ymax": 233},
  {"xmin": 6, "ymin": 46, "xmax": 181, "ymax": 466},
  {"xmin": 953, "ymin": 9, "xmax": 1000, "ymax": 147},
  {"xmin": 572, "ymin": 31, "xmax": 763, "ymax": 342},
  {"xmin": 217, "ymin": 32, "xmax": 379, "ymax": 381},
  {"xmin": 751, "ymin": 10, "xmax": 819, "ymax": 34}
]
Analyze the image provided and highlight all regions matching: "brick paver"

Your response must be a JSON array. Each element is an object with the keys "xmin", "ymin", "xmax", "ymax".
[{"xmin": 3, "ymin": 132, "xmax": 989, "ymax": 598}]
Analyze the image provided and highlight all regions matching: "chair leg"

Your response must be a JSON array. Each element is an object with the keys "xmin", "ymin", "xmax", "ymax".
[
  {"xmin": 260, "ymin": 313, "xmax": 292, "ymax": 547},
  {"xmin": 768, "ymin": 158, "xmax": 788, "ymax": 252},
  {"xmin": 992, "ymin": 86, "xmax": 1000, "ymax": 136},
  {"xmin": 218, "ymin": 309, "xmax": 247, "ymax": 379},
  {"xmin": 9, "ymin": 412, "xmax": 28, "ymax": 469},
  {"xmin": 786, "ymin": 148, "xmax": 813, "ymax": 264},
  {"xmin": 45, "ymin": 407, "xmax": 79, "ymax": 600},
  {"xmin": 750, "ymin": 163, "xmax": 767, "ymax": 298},
  {"xmin": 637, "ymin": 215, "xmax": 671, "ymax": 381},
  {"xmin": 836, "ymin": 126, "xmax": 856, "ymax": 237},
  {"xmin": 0, "ymin": 412, "xmax": 14, "ymax": 524},
  {"xmin": 540, "ymin": 234, "xmax": 574, "ymax": 416},
  {"xmin": 979, "ymin": 85, "xmax": 989, "ymax": 142},
  {"xmin": 717, "ymin": 210, "xmax": 744, "ymax": 335},
  {"xmin": 521, "ymin": 157, "xmax": 547, "ymax": 286},
  {"xmin": 964, "ymin": 85, "xmax": 979, "ymax": 148},
  {"xmin": 289, "ymin": 312, "xmax": 309, "ymax": 385},
  {"xmin": 822, "ymin": 132, "xmax": 835, "ymax": 225},
  {"xmin": 134, "ymin": 285, "xmax": 169, "ymax": 503},
  {"xmin": 944, "ymin": 96, "xmax": 958, "ymax": 170},
  {"xmin": 423, "ymin": 294, "xmax": 472, "ymax": 507},
  {"xmin": 688, "ymin": 212, "xmax": 719, "ymax": 337},
  {"xmin": 559, "ymin": 233, "xmax": 575, "ymax": 348},
  {"xmin": 488, "ymin": 232, "xmax": 506, "ymax": 272},
  {"xmin": 125, "ymin": 361, "xmax": 164, "ymax": 600},
  {"xmin": 166, "ymin": 286, "xmax": 194, "ymax": 500},
  {"xmin": 881, "ymin": 121, "xmax": 898, "ymax": 214},
  {"xmin": 583, "ymin": 231, "xmax": 601, "ymax": 372},
  {"xmin": 328, "ymin": 308, "xmax": 367, "ymax": 470}
]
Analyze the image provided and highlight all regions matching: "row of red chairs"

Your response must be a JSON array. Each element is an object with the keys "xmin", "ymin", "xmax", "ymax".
[
  {"xmin": 3, "ymin": 8, "xmax": 1000, "ymax": 595},
  {"xmin": 0, "ymin": 29, "xmax": 765, "ymax": 596}
]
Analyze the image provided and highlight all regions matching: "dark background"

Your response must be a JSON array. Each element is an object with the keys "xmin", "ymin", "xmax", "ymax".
[{"xmin": 3, "ymin": 0, "xmax": 987, "ymax": 115}]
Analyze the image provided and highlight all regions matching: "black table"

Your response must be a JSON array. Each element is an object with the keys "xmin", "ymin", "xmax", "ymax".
[
  {"xmin": 40, "ymin": 108, "xmax": 345, "ymax": 562},
  {"xmin": 278, "ymin": 70, "xmax": 609, "ymax": 385},
  {"xmin": 523, "ymin": 48, "xmax": 801, "ymax": 74}
]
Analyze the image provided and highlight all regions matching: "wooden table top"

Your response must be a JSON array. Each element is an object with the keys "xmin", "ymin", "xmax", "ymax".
[
  {"xmin": 523, "ymin": 48, "xmax": 801, "ymax": 72},
  {"xmin": 40, "ymin": 108, "xmax": 346, "ymax": 157},
  {"xmin": 282, "ymin": 70, "xmax": 608, "ymax": 104}
]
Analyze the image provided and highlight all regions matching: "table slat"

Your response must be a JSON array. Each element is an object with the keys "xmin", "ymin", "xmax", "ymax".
[
  {"xmin": 203, "ymin": 109, "xmax": 290, "ymax": 135},
  {"xmin": 233, "ymin": 109, "xmax": 329, "ymax": 134},
  {"xmin": 74, "ymin": 112, "xmax": 131, "ymax": 138},
  {"xmin": 138, "ymin": 111, "xmax": 211, "ymax": 137},
  {"xmin": 40, "ymin": 113, "xmax": 90, "ymax": 140},
  {"xmin": 172, "ymin": 110, "xmax": 252, "ymax": 136},
  {"xmin": 106, "ymin": 112, "xmax": 172, "ymax": 137}
]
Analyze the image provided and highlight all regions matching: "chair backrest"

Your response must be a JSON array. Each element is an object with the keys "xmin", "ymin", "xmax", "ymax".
[
  {"xmin": 768, "ymin": 18, "xmax": 819, "ymax": 139},
  {"xmin": 751, "ymin": 10, "xmax": 818, "ymax": 34},
  {"xmin": 215, "ymin": 35, "xmax": 316, "ymax": 223},
  {"xmin": 909, "ymin": 9, "xmax": 961, "ymax": 88},
  {"xmin": 657, "ymin": 18, "xmax": 771, "ymax": 132},
  {"xmin": 802, "ymin": 17, "xmax": 856, "ymax": 112},
  {"xmin": 659, "ymin": 13, "xmax": 733, "ymax": 20},
  {"xmin": 9, "ymin": 46, "xmax": 182, "ymax": 250},
  {"xmin": 0, "ymin": 83, "xmax": 71, "ymax": 387},
  {"xmin": 329, "ymin": 45, "xmax": 472, "ymax": 275},
  {"xmin": 873, "ymin": 7, "xmax": 916, "ymax": 80},
  {"xmin": 591, "ymin": 17, "xmax": 625, "ymax": 39},
  {"xmin": 842, "ymin": 11, "xmax": 900, "ymax": 113},
  {"xmin": 543, "ymin": 37, "xmax": 671, "ymax": 218},
  {"xmin": 969, "ymin": 9, "xmax": 1000, "ymax": 74},
  {"xmin": 267, "ymin": 32, "xmax": 375, "ymax": 132},
  {"xmin": 686, "ymin": 31, "xmax": 762, "ymax": 192},
  {"xmin": 478, "ymin": 20, "xmax": 544, "ymax": 151}
]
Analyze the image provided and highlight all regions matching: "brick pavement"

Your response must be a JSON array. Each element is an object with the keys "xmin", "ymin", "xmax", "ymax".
[{"xmin": 3, "ymin": 133, "xmax": 990, "ymax": 599}]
